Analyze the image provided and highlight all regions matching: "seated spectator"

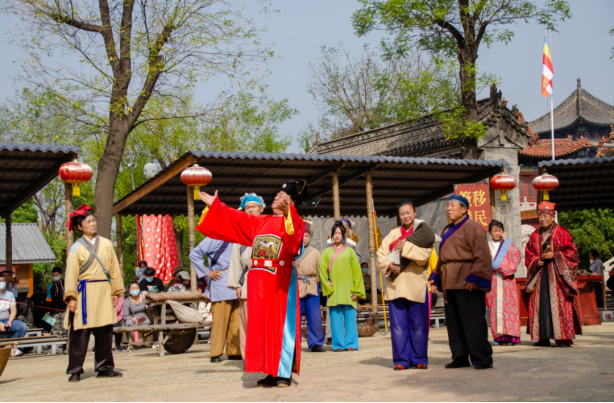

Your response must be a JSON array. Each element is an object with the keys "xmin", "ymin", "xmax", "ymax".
[
  {"xmin": 114, "ymin": 294, "xmax": 125, "ymax": 351},
  {"xmin": 167, "ymin": 271, "xmax": 190, "ymax": 293},
  {"xmin": 166, "ymin": 266, "xmax": 185, "ymax": 289},
  {"xmin": 0, "ymin": 279, "xmax": 27, "ymax": 356},
  {"xmin": 31, "ymin": 287, "xmax": 51, "ymax": 333},
  {"xmin": 124, "ymin": 282, "xmax": 151, "ymax": 327},
  {"xmin": 46, "ymin": 267, "xmax": 67, "ymax": 341},
  {"xmin": 138, "ymin": 267, "xmax": 165, "ymax": 293},
  {"xmin": 0, "ymin": 270, "xmax": 20, "ymax": 298},
  {"xmin": 135, "ymin": 260, "xmax": 148, "ymax": 282}
]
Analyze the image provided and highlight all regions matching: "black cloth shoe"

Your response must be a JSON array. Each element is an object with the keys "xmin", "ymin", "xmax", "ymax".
[
  {"xmin": 115, "ymin": 344, "xmax": 123, "ymax": 352},
  {"xmin": 445, "ymin": 360, "xmax": 471, "ymax": 369},
  {"xmin": 277, "ymin": 377, "xmax": 292, "ymax": 388},
  {"xmin": 325, "ymin": 338, "xmax": 332, "ymax": 346},
  {"xmin": 310, "ymin": 346, "xmax": 325, "ymax": 353},
  {"xmin": 96, "ymin": 370, "xmax": 122, "ymax": 378},
  {"xmin": 475, "ymin": 364, "xmax": 493, "ymax": 370},
  {"xmin": 227, "ymin": 355, "xmax": 242, "ymax": 360},
  {"xmin": 256, "ymin": 375, "xmax": 278, "ymax": 387},
  {"xmin": 211, "ymin": 356, "xmax": 222, "ymax": 363},
  {"xmin": 533, "ymin": 340, "xmax": 551, "ymax": 347},
  {"xmin": 68, "ymin": 374, "xmax": 80, "ymax": 382}
]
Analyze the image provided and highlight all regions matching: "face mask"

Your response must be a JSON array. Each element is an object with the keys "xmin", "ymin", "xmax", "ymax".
[
  {"xmin": 52, "ymin": 276, "xmax": 62, "ymax": 282},
  {"xmin": 0, "ymin": 282, "xmax": 5, "ymax": 290},
  {"xmin": 362, "ymin": 268, "xmax": 369, "ymax": 274},
  {"xmin": 145, "ymin": 277, "xmax": 153, "ymax": 283},
  {"xmin": 130, "ymin": 290, "xmax": 140, "ymax": 296},
  {"xmin": 139, "ymin": 268, "xmax": 146, "ymax": 273}
]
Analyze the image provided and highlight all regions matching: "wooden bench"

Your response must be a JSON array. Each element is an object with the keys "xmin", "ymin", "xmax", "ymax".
[
  {"xmin": 0, "ymin": 327, "xmax": 44, "ymax": 340},
  {"xmin": 0, "ymin": 335, "xmax": 67, "ymax": 354}
]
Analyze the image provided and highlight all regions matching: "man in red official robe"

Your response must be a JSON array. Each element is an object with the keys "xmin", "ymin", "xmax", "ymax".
[
  {"xmin": 525, "ymin": 201, "xmax": 582, "ymax": 347},
  {"xmin": 197, "ymin": 180, "xmax": 307, "ymax": 388}
]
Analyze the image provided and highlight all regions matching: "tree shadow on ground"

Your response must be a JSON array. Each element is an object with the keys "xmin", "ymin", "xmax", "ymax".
[{"xmin": 0, "ymin": 378, "xmax": 21, "ymax": 385}]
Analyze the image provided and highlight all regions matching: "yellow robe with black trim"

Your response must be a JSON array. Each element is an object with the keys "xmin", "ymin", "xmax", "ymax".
[{"xmin": 63, "ymin": 236, "xmax": 125, "ymax": 330}]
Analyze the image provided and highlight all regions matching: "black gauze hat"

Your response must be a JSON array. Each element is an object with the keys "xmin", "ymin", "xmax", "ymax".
[{"xmin": 280, "ymin": 179, "xmax": 308, "ymax": 204}]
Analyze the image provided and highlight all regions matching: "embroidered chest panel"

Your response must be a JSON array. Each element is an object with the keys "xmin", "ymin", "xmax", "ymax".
[{"xmin": 252, "ymin": 235, "xmax": 283, "ymax": 260}]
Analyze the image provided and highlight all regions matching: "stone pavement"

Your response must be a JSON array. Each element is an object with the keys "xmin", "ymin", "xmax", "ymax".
[{"xmin": 1, "ymin": 323, "xmax": 613, "ymax": 401}]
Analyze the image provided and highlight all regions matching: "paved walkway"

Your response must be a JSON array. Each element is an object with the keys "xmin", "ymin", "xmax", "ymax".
[{"xmin": 1, "ymin": 323, "xmax": 613, "ymax": 401}]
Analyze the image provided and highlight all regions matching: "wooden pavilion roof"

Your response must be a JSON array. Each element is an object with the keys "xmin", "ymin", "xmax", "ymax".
[{"xmin": 113, "ymin": 152, "xmax": 508, "ymax": 218}]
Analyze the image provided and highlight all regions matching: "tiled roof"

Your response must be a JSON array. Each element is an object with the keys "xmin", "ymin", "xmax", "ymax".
[
  {"xmin": 539, "ymin": 155, "xmax": 614, "ymax": 167},
  {"xmin": 519, "ymin": 137, "xmax": 590, "ymax": 158},
  {"xmin": 0, "ymin": 223, "xmax": 56, "ymax": 264},
  {"xmin": 0, "ymin": 142, "xmax": 80, "ymax": 153},
  {"xmin": 312, "ymin": 93, "xmax": 531, "ymax": 157},
  {"xmin": 521, "ymin": 210, "xmax": 538, "ymax": 222},
  {"xmin": 528, "ymin": 79, "xmax": 614, "ymax": 134}
]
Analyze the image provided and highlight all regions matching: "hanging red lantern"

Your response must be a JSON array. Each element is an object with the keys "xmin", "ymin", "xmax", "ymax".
[
  {"xmin": 59, "ymin": 159, "xmax": 93, "ymax": 196},
  {"xmin": 532, "ymin": 173, "xmax": 559, "ymax": 201},
  {"xmin": 181, "ymin": 164, "xmax": 212, "ymax": 200},
  {"xmin": 489, "ymin": 174, "xmax": 517, "ymax": 202}
]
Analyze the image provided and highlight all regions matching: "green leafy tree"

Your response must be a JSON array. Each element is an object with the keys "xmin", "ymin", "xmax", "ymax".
[
  {"xmin": 559, "ymin": 209, "xmax": 614, "ymax": 271},
  {"xmin": 4, "ymin": 0, "xmax": 276, "ymax": 238},
  {"xmin": 352, "ymin": 0, "xmax": 571, "ymax": 157}
]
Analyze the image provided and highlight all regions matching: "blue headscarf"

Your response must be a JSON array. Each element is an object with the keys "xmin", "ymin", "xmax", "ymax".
[
  {"xmin": 239, "ymin": 193, "xmax": 265, "ymax": 210},
  {"xmin": 449, "ymin": 194, "xmax": 469, "ymax": 208}
]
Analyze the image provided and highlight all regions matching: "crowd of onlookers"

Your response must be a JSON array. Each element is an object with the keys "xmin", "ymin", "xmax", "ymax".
[{"xmin": 0, "ymin": 261, "xmax": 197, "ymax": 356}]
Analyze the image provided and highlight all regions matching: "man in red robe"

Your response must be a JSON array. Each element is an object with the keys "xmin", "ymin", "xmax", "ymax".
[
  {"xmin": 525, "ymin": 201, "xmax": 582, "ymax": 347},
  {"xmin": 197, "ymin": 180, "xmax": 307, "ymax": 388}
]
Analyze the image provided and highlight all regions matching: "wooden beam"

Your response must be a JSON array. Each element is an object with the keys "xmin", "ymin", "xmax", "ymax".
[
  {"xmin": 304, "ymin": 164, "xmax": 379, "ymax": 204},
  {"xmin": 365, "ymin": 172, "xmax": 378, "ymax": 322},
  {"xmin": 5, "ymin": 213, "xmax": 11, "ymax": 273},
  {"xmin": 65, "ymin": 183, "xmax": 73, "ymax": 255},
  {"xmin": 113, "ymin": 154, "xmax": 195, "ymax": 215},
  {"xmin": 306, "ymin": 162, "xmax": 345, "ymax": 186},
  {"xmin": 187, "ymin": 186, "xmax": 196, "ymax": 293},
  {"xmin": 332, "ymin": 172, "xmax": 340, "ymax": 221}
]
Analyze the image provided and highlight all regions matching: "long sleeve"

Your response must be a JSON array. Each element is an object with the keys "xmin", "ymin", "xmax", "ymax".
[
  {"xmin": 351, "ymin": 251, "xmax": 366, "ymax": 299},
  {"xmin": 116, "ymin": 297, "xmax": 124, "ymax": 322},
  {"xmin": 189, "ymin": 238, "xmax": 216, "ymax": 279},
  {"xmin": 227, "ymin": 244, "xmax": 242, "ymax": 290},
  {"xmin": 376, "ymin": 231, "xmax": 396, "ymax": 276},
  {"xmin": 464, "ymin": 222, "xmax": 493, "ymax": 290},
  {"xmin": 319, "ymin": 248, "xmax": 333, "ymax": 297},
  {"xmin": 498, "ymin": 243, "xmax": 521, "ymax": 277},
  {"xmin": 63, "ymin": 248, "xmax": 80, "ymax": 303},
  {"xmin": 123, "ymin": 298, "xmax": 132, "ymax": 319},
  {"xmin": 197, "ymin": 198, "xmax": 264, "ymax": 246},
  {"xmin": 401, "ymin": 242, "xmax": 431, "ymax": 266}
]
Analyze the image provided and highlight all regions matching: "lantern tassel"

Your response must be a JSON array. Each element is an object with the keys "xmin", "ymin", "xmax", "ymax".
[
  {"xmin": 73, "ymin": 184, "xmax": 80, "ymax": 197},
  {"xmin": 501, "ymin": 190, "xmax": 507, "ymax": 202},
  {"xmin": 194, "ymin": 186, "xmax": 200, "ymax": 200},
  {"xmin": 543, "ymin": 190, "xmax": 550, "ymax": 201}
]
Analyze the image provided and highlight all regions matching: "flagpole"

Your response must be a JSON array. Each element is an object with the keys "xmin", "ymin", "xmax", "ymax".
[{"xmin": 549, "ymin": 30, "xmax": 555, "ymax": 161}]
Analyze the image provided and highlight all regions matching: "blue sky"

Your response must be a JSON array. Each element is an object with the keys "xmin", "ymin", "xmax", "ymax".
[{"xmin": 0, "ymin": 0, "xmax": 612, "ymax": 152}]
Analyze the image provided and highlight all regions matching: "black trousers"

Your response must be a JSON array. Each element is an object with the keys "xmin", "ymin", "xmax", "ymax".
[
  {"xmin": 67, "ymin": 313, "xmax": 115, "ymax": 374},
  {"xmin": 445, "ymin": 289, "xmax": 493, "ymax": 367}
]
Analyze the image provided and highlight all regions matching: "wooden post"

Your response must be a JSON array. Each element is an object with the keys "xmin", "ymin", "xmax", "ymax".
[
  {"xmin": 332, "ymin": 172, "xmax": 341, "ymax": 221},
  {"xmin": 116, "ymin": 214, "xmax": 125, "ymax": 278},
  {"xmin": 65, "ymin": 183, "xmax": 73, "ymax": 254},
  {"xmin": 489, "ymin": 177, "xmax": 497, "ymax": 220},
  {"xmin": 365, "ymin": 172, "xmax": 379, "ymax": 320},
  {"xmin": 187, "ymin": 186, "xmax": 196, "ymax": 292},
  {"xmin": 5, "ymin": 213, "xmax": 12, "ymax": 274}
]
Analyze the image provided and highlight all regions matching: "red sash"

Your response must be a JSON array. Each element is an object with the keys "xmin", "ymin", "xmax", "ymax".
[{"xmin": 389, "ymin": 226, "xmax": 414, "ymax": 251}]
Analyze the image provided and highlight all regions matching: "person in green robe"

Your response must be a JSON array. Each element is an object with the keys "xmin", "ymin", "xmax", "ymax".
[{"xmin": 319, "ymin": 221, "xmax": 366, "ymax": 351}]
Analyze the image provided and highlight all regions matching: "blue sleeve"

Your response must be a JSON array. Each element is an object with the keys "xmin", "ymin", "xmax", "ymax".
[
  {"xmin": 46, "ymin": 284, "xmax": 53, "ymax": 301},
  {"xmin": 190, "ymin": 238, "xmax": 217, "ymax": 278}
]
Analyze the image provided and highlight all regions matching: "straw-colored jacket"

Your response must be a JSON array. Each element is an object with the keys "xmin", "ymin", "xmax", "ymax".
[
  {"xmin": 63, "ymin": 236, "xmax": 125, "ymax": 330},
  {"xmin": 377, "ymin": 227, "xmax": 432, "ymax": 304}
]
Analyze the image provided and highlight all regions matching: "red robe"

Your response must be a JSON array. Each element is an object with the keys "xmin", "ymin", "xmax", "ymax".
[
  {"xmin": 197, "ymin": 198, "xmax": 305, "ymax": 377},
  {"xmin": 525, "ymin": 223, "xmax": 582, "ymax": 341}
]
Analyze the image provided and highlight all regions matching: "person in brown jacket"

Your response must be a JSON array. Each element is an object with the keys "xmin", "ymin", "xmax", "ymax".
[
  {"xmin": 297, "ymin": 223, "xmax": 325, "ymax": 352},
  {"xmin": 429, "ymin": 194, "xmax": 493, "ymax": 370}
]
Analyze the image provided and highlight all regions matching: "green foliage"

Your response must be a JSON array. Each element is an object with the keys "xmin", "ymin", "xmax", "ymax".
[
  {"xmin": 0, "ymin": 199, "xmax": 38, "ymax": 224},
  {"xmin": 352, "ymin": 0, "xmax": 571, "ymax": 59},
  {"xmin": 33, "ymin": 233, "xmax": 67, "ymax": 292},
  {"xmin": 559, "ymin": 209, "xmax": 614, "ymax": 271}
]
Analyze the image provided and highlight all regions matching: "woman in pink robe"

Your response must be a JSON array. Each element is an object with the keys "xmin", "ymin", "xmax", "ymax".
[{"xmin": 485, "ymin": 220, "xmax": 521, "ymax": 345}]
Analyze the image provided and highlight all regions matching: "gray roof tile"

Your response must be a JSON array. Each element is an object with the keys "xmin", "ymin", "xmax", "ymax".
[{"xmin": 0, "ymin": 223, "xmax": 56, "ymax": 264}]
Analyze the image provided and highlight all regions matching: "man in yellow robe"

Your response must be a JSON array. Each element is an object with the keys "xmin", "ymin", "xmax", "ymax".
[{"xmin": 64, "ymin": 205, "xmax": 125, "ymax": 382}]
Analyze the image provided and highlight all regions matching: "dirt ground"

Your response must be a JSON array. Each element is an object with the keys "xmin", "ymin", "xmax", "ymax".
[{"xmin": 2, "ymin": 322, "xmax": 613, "ymax": 402}]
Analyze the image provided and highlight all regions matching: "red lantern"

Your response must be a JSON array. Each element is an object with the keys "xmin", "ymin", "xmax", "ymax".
[
  {"xmin": 181, "ymin": 164, "xmax": 212, "ymax": 200},
  {"xmin": 59, "ymin": 159, "xmax": 93, "ymax": 196},
  {"xmin": 532, "ymin": 173, "xmax": 559, "ymax": 201},
  {"xmin": 489, "ymin": 174, "xmax": 517, "ymax": 202}
]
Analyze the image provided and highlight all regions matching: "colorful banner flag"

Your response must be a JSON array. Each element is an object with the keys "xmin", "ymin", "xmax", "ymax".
[
  {"xmin": 454, "ymin": 183, "xmax": 491, "ymax": 232},
  {"xmin": 542, "ymin": 33, "xmax": 553, "ymax": 97}
]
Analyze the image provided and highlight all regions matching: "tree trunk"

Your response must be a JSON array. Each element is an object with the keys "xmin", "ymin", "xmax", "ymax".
[
  {"xmin": 175, "ymin": 228, "xmax": 185, "ymax": 269},
  {"xmin": 94, "ymin": 116, "xmax": 130, "ymax": 238},
  {"xmin": 458, "ymin": 50, "xmax": 480, "ymax": 159}
]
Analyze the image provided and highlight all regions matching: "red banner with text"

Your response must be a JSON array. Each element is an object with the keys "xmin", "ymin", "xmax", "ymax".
[{"xmin": 454, "ymin": 183, "xmax": 491, "ymax": 232}]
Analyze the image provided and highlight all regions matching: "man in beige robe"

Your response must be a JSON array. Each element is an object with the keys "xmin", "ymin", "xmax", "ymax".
[{"xmin": 64, "ymin": 206, "xmax": 124, "ymax": 382}]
